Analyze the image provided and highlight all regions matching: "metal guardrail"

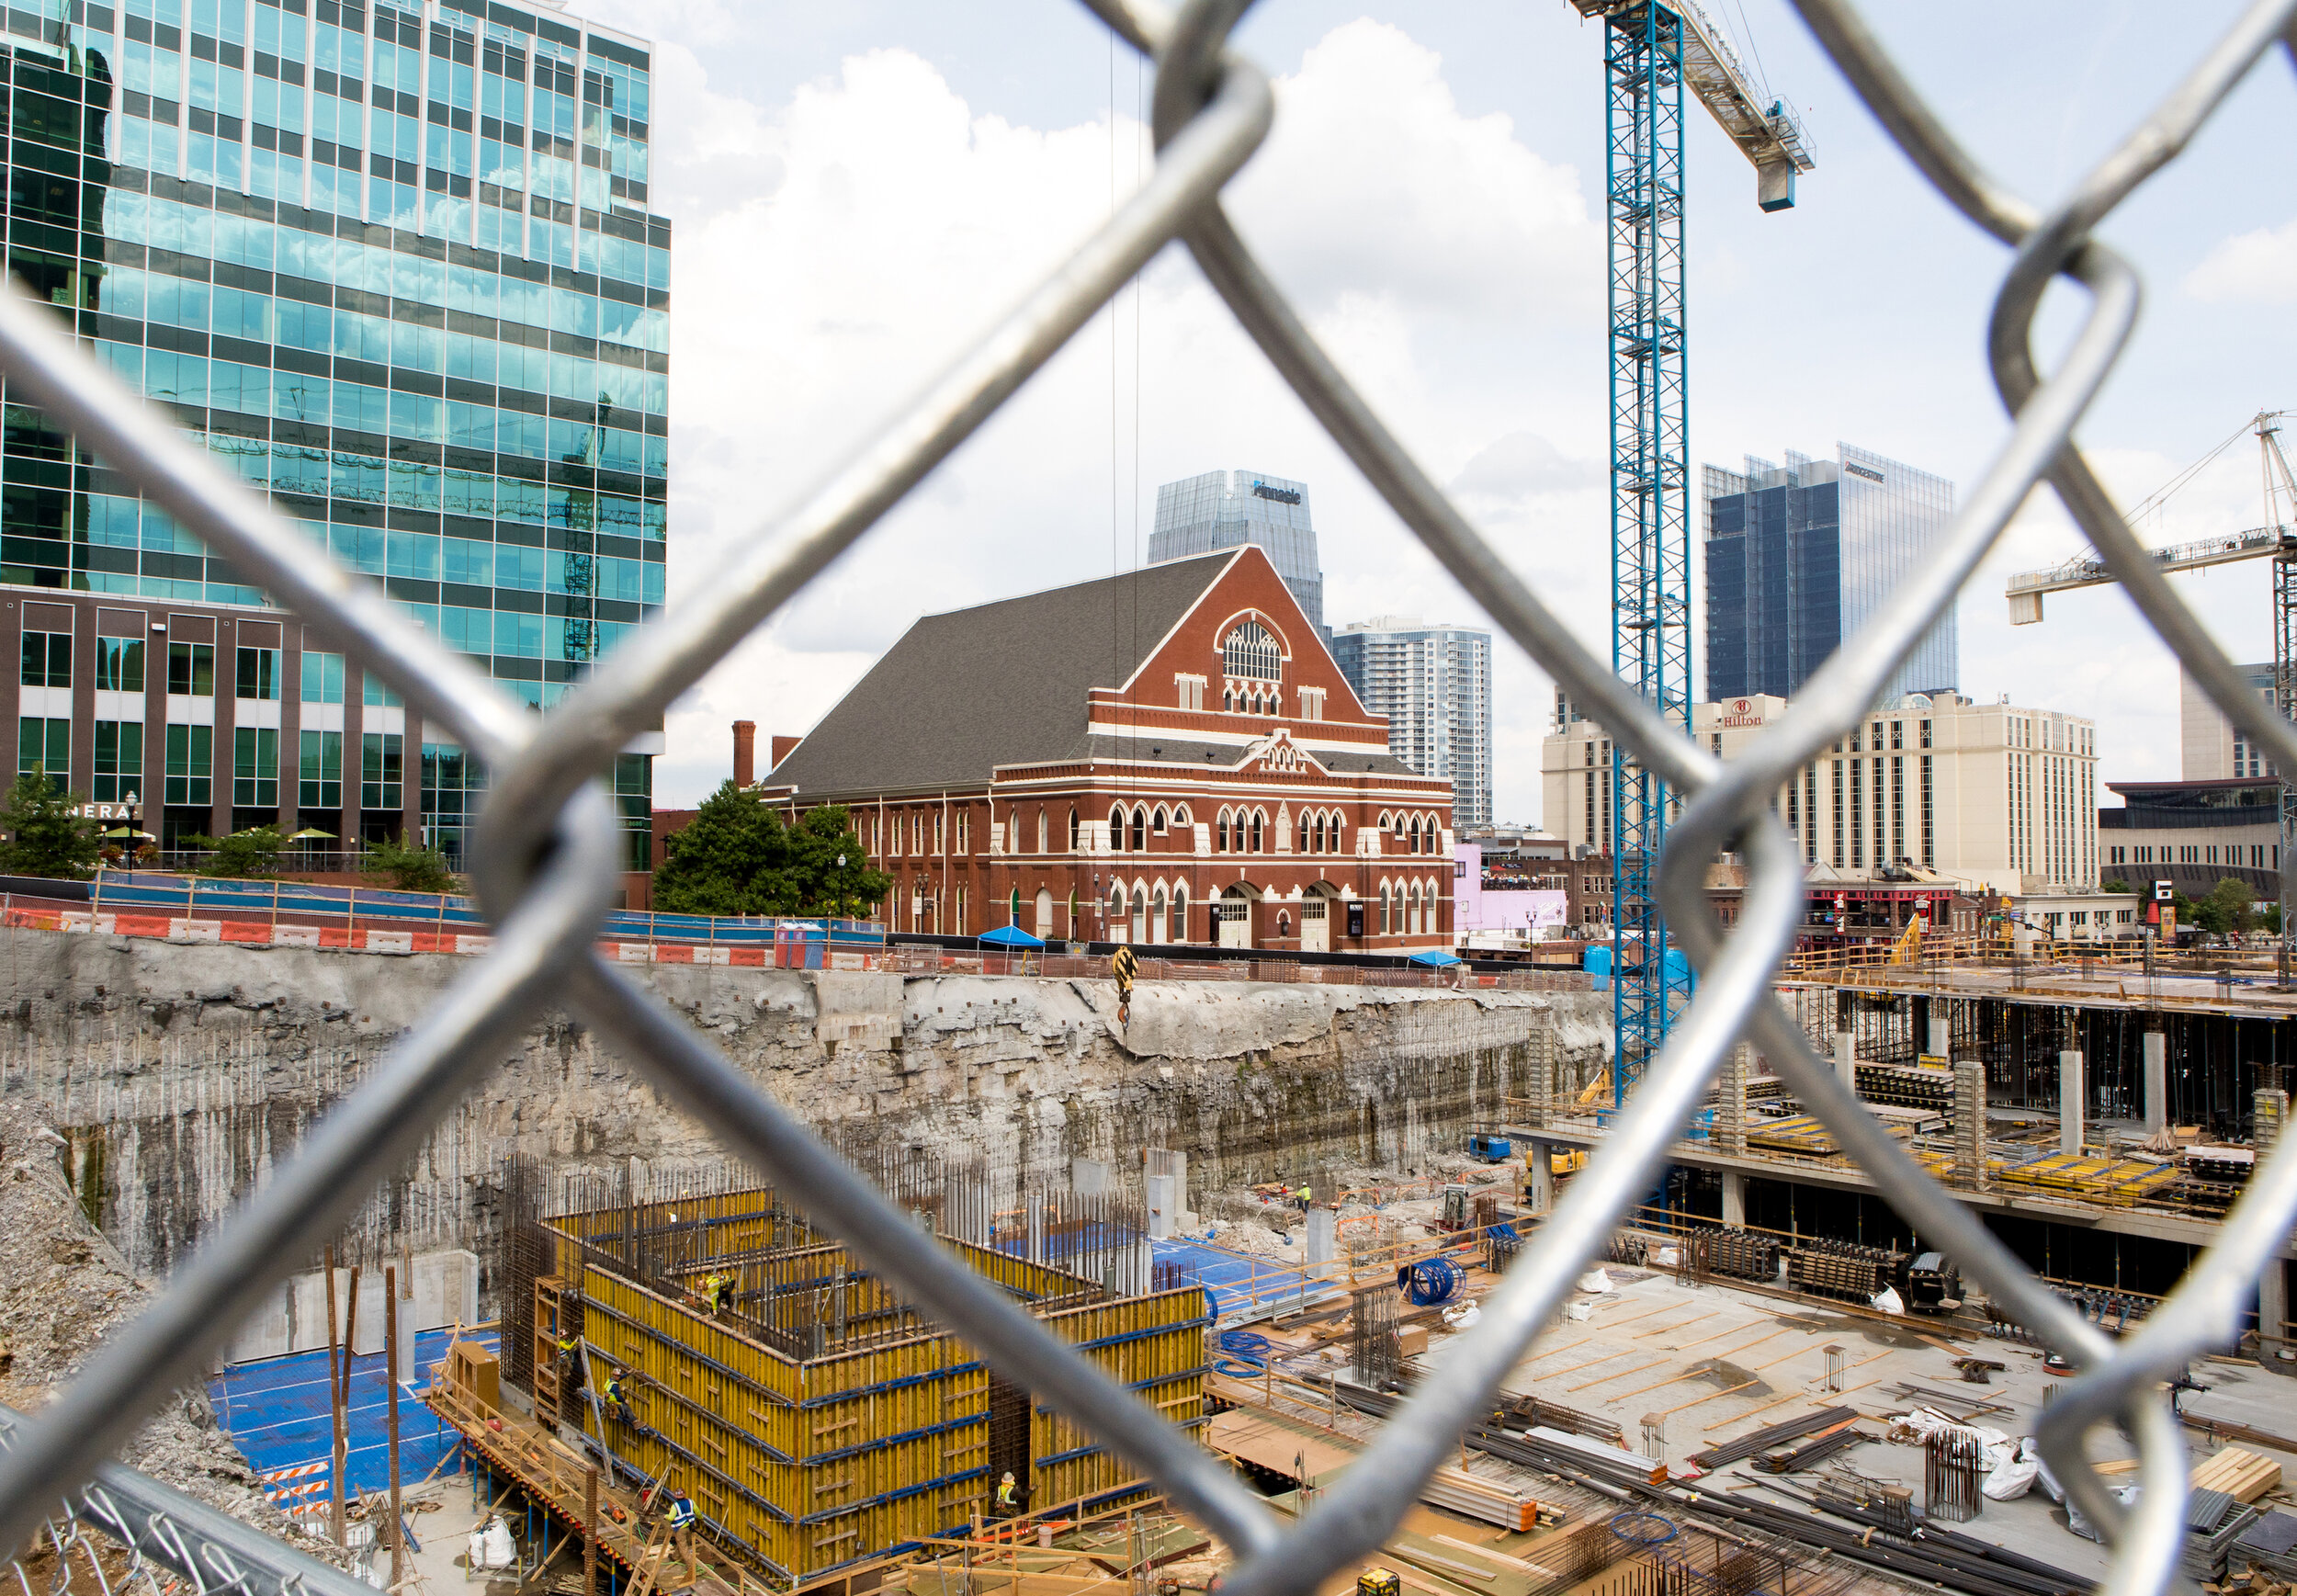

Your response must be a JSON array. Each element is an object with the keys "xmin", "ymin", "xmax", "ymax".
[
  {"xmin": 0, "ymin": 6, "xmax": 2289, "ymax": 1596},
  {"xmin": 0, "ymin": 1403, "xmax": 367, "ymax": 1596}
]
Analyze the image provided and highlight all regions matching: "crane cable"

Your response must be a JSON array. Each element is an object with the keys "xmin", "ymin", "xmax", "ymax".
[{"xmin": 2122, "ymin": 411, "xmax": 2283, "ymax": 534}]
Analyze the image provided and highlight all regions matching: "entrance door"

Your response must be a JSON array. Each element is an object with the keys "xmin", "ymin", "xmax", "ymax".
[
  {"xmin": 1216, "ymin": 900, "xmax": 1250, "ymax": 948},
  {"xmin": 1300, "ymin": 897, "xmax": 1329, "ymax": 953}
]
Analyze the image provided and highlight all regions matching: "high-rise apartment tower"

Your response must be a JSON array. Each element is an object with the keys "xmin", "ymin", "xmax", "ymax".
[
  {"xmin": 1149, "ymin": 469, "xmax": 1325, "ymax": 631},
  {"xmin": 1703, "ymin": 444, "xmax": 1955, "ymax": 704},
  {"xmin": 0, "ymin": 0, "xmax": 669, "ymax": 879},
  {"xmin": 1330, "ymin": 617, "xmax": 1492, "ymax": 831}
]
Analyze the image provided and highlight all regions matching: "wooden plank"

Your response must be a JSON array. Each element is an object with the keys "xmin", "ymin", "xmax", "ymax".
[{"xmin": 1657, "ymin": 1380, "xmax": 1758, "ymax": 1419}]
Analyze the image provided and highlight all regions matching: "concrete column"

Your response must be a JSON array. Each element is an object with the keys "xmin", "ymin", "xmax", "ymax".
[
  {"xmin": 2143, "ymin": 1030, "xmax": 2168, "ymax": 1134},
  {"xmin": 2058, "ymin": 1049, "xmax": 2085, "ymax": 1156},
  {"xmin": 1720, "ymin": 1170, "xmax": 1746, "ymax": 1228},
  {"xmin": 1070, "ymin": 1157, "xmax": 1111, "ymax": 1196},
  {"xmin": 1026, "ymin": 1192, "xmax": 1046, "ymax": 1263},
  {"xmin": 1714, "ymin": 1041, "xmax": 1749, "ymax": 1158},
  {"xmin": 1834, "ymin": 1030, "xmax": 1857, "ymax": 1093},
  {"xmin": 1952, "ymin": 1059, "xmax": 1988, "ymax": 1191},
  {"xmin": 1305, "ymin": 1207, "xmax": 1335, "ymax": 1265},
  {"xmin": 2257, "ymin": 1089, "xmax": 2290, "ymax": 1157},
  {"xmin": 1145, "ymin": 1175, "xmax": 1176, "ymax": 1239},
  {"xmin": 1928, "ymin": 1002, "xmax": 1952, "ymax": 1062},
  {"xmin": 2263, "ymin": 1260, "xmax": 2291, "ymax": 1375},
  {"xmin": 1527, "ymin": 1140, "xmax": 1555, "ymax": 1216}
]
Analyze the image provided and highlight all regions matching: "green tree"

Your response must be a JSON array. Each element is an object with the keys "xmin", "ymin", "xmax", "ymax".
[
  {"xmin": 187, "ymin": 825, "xmax": 285, "ymax": 878},
  {"xmin": 2101, "ymin": 878, "xmax": 2130, "ymax": 894},
  {"xmin": 0, "ymin": 769, "xmax": 99, "ymax": 878},
  {"xmin": 653, "ymin": 781, "xmax": 789, "ymax": 915},
  {"xmin": 778, "ymin": 804, "xmax": 890, "ymax": 917},
  {"xmin": 360, "ymin": 831, "xmax": 459, "ymax": 894},
  {"xmin": 2267, "ymin": 902, "xmax": 2283, "ymax": 936},
  {"xmin": 653, "ymin": 787, "xmax": 889, "ymax": 917},
  {"xmin": 2193, "ymin": 876, "xmax": 2257, "ymax": 939}
]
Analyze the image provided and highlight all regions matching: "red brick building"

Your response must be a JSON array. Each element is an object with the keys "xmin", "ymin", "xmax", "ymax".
[{"xmin": 759, "ymin": 547, "xmax": 1455, "ymax": 951}]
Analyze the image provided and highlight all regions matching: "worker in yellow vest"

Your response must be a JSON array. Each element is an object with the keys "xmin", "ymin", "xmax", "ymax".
[
  {"xmin": 996, "ymin": 1471, "xmax": 1020, "ymax": 1517},
  {"xmin": 1296, "ymin": 1183, "xmax": 1312, "ymax": 1214}
]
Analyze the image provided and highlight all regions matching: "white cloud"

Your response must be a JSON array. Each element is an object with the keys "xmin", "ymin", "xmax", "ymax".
[{"xmin": 2182, "ymin": 219, "xmax": 2297, "ymax": 305}]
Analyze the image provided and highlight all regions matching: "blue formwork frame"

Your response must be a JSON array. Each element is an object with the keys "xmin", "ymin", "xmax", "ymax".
[{"xmin": 1604, "ymin": 3, "xmax": 1694, "ymax": 1106}]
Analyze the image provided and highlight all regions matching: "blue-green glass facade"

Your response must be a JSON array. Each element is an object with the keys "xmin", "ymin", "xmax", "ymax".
[{"xmin": 0, "ymin": 0, "xmax": 668, "ymax": 870}]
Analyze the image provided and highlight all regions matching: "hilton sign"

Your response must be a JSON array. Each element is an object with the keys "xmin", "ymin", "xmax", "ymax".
[{"xmin": 1717, "ymin": 697, "xmax": 1767, "ymax": 729}]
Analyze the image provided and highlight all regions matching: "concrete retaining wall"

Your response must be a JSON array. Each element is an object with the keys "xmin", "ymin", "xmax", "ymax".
[{"xmin": 0, "ymin": 925, "xmax": 1611, "ymax": 1281}]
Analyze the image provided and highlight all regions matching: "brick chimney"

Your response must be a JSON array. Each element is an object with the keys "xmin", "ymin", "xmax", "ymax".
[{"xmin": 732, "ymin": 720, "xmax": 756, "ymax": 787}]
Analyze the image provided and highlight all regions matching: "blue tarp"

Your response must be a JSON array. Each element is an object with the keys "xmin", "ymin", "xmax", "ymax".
[
  {"xmin": 979, "ymin": 924, "xmax": 1045, "ymax": 948},
  {"xmin": 208, "ymin": 1328, "xmax": 497, "ymax": 1499},
  {"xmin": 1408, "ymin": 947, "xmax": 1463, "ymax": 967},
  {"xmin": 1580, "ymin": 944, "xmax": 1695, "ymax": 995}
]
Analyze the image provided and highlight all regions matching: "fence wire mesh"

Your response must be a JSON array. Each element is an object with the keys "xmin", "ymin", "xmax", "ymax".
[{"xmin": 0, "ymin": 2, "xmax": 2292, "ymax": 1594}]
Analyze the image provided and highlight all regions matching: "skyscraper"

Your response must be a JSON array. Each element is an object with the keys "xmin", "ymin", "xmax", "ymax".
[
  {"xmin": 1149, "ymin": 469, "xmax": 1325, "ymax": 630},
  {"xmin": 1330, "ymin": 617, "xmax": 1492, "ymax": 830},
  {"xmin": 1703, "ymin": 444, "xmax": 1955, "ymax": 704},
  {"xmin": 0, "ymin": 0, "xmax": 668, "ymax": 880}
]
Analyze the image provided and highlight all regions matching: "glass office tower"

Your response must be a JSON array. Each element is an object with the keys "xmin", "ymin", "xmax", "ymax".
[
  {"xmin": 1703, "ymin": 444, "xmax": 1954, "ymax": 704},
  {"xmin": 0, "ymin": 0, "xmax": 667, "ymax": 881},
  {"xmin": 1148, "ymin": 469, "xmax": 1325, "ymax": 631}
]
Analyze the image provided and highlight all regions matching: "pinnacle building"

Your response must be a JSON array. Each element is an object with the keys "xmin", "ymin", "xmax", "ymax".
[
  {"xmin": 1148, "ymin": 469, "xmax": 1326, "ymax": 632},
  {"xmin": 1703, "ymin": 444, "xmax": 1955, "ymax": 705},
  {"xmin": 0, "ymin": 0, "xmax": 667, "ymax": 888}
]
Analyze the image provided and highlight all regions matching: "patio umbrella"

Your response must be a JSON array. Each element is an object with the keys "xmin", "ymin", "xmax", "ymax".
[
  {"xmin": 288, "ymin": 827, "xmax": 334, "ymax": 841},
  {"xmin": 979, "ymin": 924, "xmax": 1046, "ymax": 949}
]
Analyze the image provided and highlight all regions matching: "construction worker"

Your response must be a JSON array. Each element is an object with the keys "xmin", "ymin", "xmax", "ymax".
[
  {"xmin": 558, "ymin": 1333, "xmax": 585, "ymax": 1393},
  {"xmin": 995, "ymin": 1470, "xmax": 1020, "ymax": 1518},
  {"xmin": 605, "ymin": 1370, "xmax": 635, "ymax": 1429},
  {"xmin": 1295, "ymin": 1183, "xmax": 1312, "ymax": 1215},
  {"xmin": 665, "ymin": 1487, "xmax": 697, "ymax": 1580},
  {"xmin": 713, "ymin": 1273, "xmax": 736, "ymax": 1314}
]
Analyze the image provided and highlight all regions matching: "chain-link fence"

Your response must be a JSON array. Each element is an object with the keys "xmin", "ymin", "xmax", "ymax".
[{"xmin": 2, "ymin": 2, "xmax": 2295, "ymax": 1593}]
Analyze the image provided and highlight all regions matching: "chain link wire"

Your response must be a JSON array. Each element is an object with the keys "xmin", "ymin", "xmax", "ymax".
[{"xmin": 0, "ymin": 2, "xmax": 2291, "ymax": 1593}]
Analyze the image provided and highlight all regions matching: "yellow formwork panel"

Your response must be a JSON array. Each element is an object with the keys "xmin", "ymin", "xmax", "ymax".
[{"xmin": 1029, "ymin": 1287, "xmax": 1208, "ymax": 1516}]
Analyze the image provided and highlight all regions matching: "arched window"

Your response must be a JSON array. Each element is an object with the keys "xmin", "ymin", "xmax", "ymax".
[
  {"xmin": 1311, "ymin": 812, "xmax": 1326, "ymax": 854},
  {"xmin": 1378, "ymin": 810, "xmax": 1393, "ymax": 833},
  {"xmin": 1152, "ymin": 805, "xmax": 1169, "ymax": 835},
  {"xmin": 1216, "ymin": 809, "xmax": 1229, "ymax": 852},
  {"xmin": 1151, "ymin": 886, "xmax": 1168, "ymax": 945},
  {"xmin": 1036, "ymin": 808, "xmax": 1047, "ymax": 854},
  {"xmin": 1069, "ymin": 808, "xmax": 1079, "ymax": 852},
  {"xmin": 1250, "ymin": 810, "xmax": 1264, "ymax": 853},
  {"xmin": 1409, "ymin": 881, "xmax": 1422, "ymax": 935},
  {"xmin": 1379, "ymin": 883, "xmax": 1392, "ymax": 935},
  {"xmin": 1173, "ymin": 804, "xmax": 1191, "ymax": 827},
  {"xmin": 1173, "ymin": 885, "xmax": 1189, "ymax": 942},
  {"xmin": 1007, "ymin": 812, "xmax": 1021, "ymax": 855},
  {"xmin": 1110, "ymin": 805, "xmax": 1126, "ymax": 850},
  {"xmin": 1131, "ymin": 809, "xmax": 1147, "ymax": 851},
  {"xmin": 1222, "ymin": 619, "xmax": 1280, "ymax": 682},
  {"xmin": 1131, "ymin": 886, "xmax": 1148, "ymax": 945},
  {"xmin": 1408, "ymin": 816, "xmax": 1422, "ymax": 855}
]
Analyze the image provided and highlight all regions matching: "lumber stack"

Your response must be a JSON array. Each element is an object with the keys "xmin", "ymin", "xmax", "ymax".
[
  {"xmin": 1420, "ymin": 1463, "xmax": 1552, "ymax": 1533},
  {"xmin": 1522, "ymin": 1425, "xmax": 1668, "ymax": 1487},
  {"xmin": 2195, "ymin": 1445, "xmax": 2284, "ymax": 1504}
]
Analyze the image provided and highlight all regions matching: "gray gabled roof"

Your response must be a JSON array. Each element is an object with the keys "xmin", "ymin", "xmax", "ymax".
[{"xmin": 766, "ymin": 551, "xmax": 1238, "ymax": 795}]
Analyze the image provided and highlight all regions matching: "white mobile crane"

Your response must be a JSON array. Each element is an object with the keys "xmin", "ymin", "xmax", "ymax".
[{"xmin": 2003, "ymin": 411, "xmax": 2297, "ymax": 968}]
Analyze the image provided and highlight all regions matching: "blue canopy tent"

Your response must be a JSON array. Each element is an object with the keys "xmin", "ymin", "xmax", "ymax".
[
  {"xmin": 1408, "ymin": 947, "xmax": 1464, "ymax": 968},
  {"xmin": 979, "ymin": 922, "xmax": 1045, "ymax": 973}
]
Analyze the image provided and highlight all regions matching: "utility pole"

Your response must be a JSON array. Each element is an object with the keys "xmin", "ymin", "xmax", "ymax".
[{"xmin": 324, "ymin": 1247, "xmax": 345, "ymax": 1545}]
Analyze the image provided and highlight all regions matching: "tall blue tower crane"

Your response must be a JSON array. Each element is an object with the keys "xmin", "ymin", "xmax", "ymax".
[{"xmin": 1569, "ymin": 1, "xmax": 1813, "ymax": 1102}]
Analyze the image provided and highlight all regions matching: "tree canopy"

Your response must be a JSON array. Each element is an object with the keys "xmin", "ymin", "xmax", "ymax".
[
  {"xmin": 0, "ymin": 770, "xmax": 99, "ymax": 878},
  {"xmin": 361, "ymin": 832, "xmax": 459, "ymax": 894},
  {"xmin": 2190, "ymin": 876, "xmax": 2258, "ymax": 939},
  {"xmin": 653, "ymin": 786, "xmax": 889, "ymax": 917},
  {"xmin": 187, "ymin": 825, "xmax": 286, "ymax": 878}
]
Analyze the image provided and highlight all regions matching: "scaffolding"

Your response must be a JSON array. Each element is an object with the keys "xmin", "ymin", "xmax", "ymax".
[{"xmin": 517, "ymin": 1181, "xmax": 1202, "ymax": 1588}]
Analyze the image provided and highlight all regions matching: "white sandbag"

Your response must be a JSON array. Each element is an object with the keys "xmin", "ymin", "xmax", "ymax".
[
  {"xmin": 1654, "ymin": 1247, "xmax": 1680, "ymax": 1267},
  {"xmin": 1577, "ymin": 1268, "xmax": 1614, "ymax": 1294},
  {"xmin": 1871, "ymin": 1285, "xmax": 1904, "ymax": 1315},
  {"xmin": 2035, "ymin": 1453, "xmax": 2065, "ymax": 1503},
  {"xmin": 1444, "ymin": 1301, "xmax": 1483, "ymax": 1328},
  {"xmin": 1566, "ymin": 1299, "xmax": 1592, "ymax": 1320},
  {"xmin": 477, "ymin": 1517, "xmax": 515, "ymax": 1570},
  {"xmin": 1984, "ymin": 1452, "xmax": 2040, "ymax": 1500}
]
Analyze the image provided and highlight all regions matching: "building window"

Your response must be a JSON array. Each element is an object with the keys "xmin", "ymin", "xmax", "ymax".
[
  {"xmin": 424, "ymin": 741, "xmax": 488, "ymax": 869},
  {"xmin": 361, "ymin": 731, "xmax": 403, "ymax": 811},
  {"xmin": 301, "ymin": 651, "xmax": 345, "ymax": 704},
  {"xmin": 1069, "ymin": 807, "xmax": 1080, "ymax": 852},
  {"xmin": 95, "ymin": 636, "xmax": 145, "ymax": 693},
  {"xmin": 1110, "ymin": 806, "xmax": 1126, "ymax": 851},
  {"xmin": 167, "ymin": 641, "xmax": 216, "ymax": 697},
  {"xmin": 955, "ymin": 809, "xmax": 968, "ymax": 854},
  {"xmin": 1222, "ymin": 620, "xmax": 1280, "ymax": 682},
  {"xmin": 1890, "ymin": 755, "xmax": 1904, "ymax": 867},
  {"xmin": 232, "ymin": 728, "xmax": 280, "ymax": 808},
  {"xmin": 1216, "ymin": 809, "xmax": 1229, "ymax": 852},
  {"xmin": 235, "ymin": 647, "xmax": 282, "ymax": 701},
  {"xmin": 1152, "ymin": 806, "xmax": 1168, "ymax": 836},
  {"xmin": 1298, "ymin": 686, "xmax": 1324, "ymax": 720},
  {"xmin": 1131, "ymin": 809, "xmax": 1147, "ymax": 851},
  {"xmin": 20, "ymin": 629, "xmax": 70, "ymax": 688},
  {"xmin": 17, "ymin": 719, "xmax": 66, "ymax": 782},
  {"xmin": 300, "ymin": 730, "xmax": 343, "ymax": 811},
  {"xmin": 1250, "ymin": 810, "xmax": 1264, "ymax": 853},
  {"xmin": 164, "ymin": 724, "xmax": 213, "ymax": 806},
  {"xmin": 1037, "ymin": 809, "xmax": 1047, "ymax": 854},
  {"xmin": 93, "ymin": 722, "xmax": 142, "ymax": 804},
  {"xmin": 1174, "ymin": 673, "xmax": 1205, "ymax": 710},
  {"xmin": 934, "ymin": 811, "xmax": 945, "ymax": 855}
]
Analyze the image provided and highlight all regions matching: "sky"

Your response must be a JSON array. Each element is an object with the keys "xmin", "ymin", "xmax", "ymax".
[{"xmin": 572, "ymin": 0, "xmax": 2297, "ymax": 826}]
